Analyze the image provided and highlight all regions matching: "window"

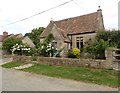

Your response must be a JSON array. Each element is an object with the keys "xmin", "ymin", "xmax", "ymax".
[
  {"xmin": 76, "ymin": 37, "xmax": 83, "ymax": 49},
  {"xmin": 52, "ymin": 40, "xmax": 57, "ymax": 48}
]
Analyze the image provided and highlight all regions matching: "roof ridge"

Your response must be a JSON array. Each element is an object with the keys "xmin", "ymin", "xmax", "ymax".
[{"xmin": 54, "ymin": 11, "xmax": 98, "ymax": 22}]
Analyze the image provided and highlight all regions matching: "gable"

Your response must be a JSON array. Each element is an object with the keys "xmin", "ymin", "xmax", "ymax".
[{"xmin": 22, "ymin": 36, "xmax": 35, "ymax": 48}]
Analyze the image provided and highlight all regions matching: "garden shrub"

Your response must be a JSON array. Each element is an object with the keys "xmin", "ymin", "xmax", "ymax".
[
  {"xmin": 39, "ymin": 33, "xmax": 62, "ymax": 57},
  {"xmin": 2, "ymin": 36, "xmax": 22, "ymax": 53},
  {"xmin": 11, "ymin": 43, "xmax": 32, "ymax": 56},
  {"xmin": 84, "ymin": 39, "xmax": 109, "ymax": 59},
  {"xmin": 68, "ymin": 48, "xmax": 80, "ymax": 59}
]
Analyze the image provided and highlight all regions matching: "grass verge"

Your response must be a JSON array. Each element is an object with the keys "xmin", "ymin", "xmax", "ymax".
[
  {"xmin": 1, "ymin": 61, "xmax": 25, "ymax": 68},
  {"xmin": 21, "ymin": 63, "xmax": 119, "ymax": 88}
]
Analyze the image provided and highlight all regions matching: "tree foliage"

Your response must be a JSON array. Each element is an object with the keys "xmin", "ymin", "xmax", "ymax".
[
  {"xmin": 25, "ymin": 27, "xmax": 45, "ymax": 46},
  {"xmin": 2, "ymin": 36, "xmax": 22, "ymax": 53},
  {"xmin": 84, "ymin": 30, "xmax": 120, "ymax": 59},
  {"xmin": 96, "ymin": 30, "xmax": 120, "ymax": 48},
  {"xmin": 84, "ymin": 39, "xmax": 109, "ymax": 59},
  {"xmin": 43, "ymin": 33, "xmax": 54, "ymax": 46},
  {"xmin": 40, "ymin": 33, "xmax": 55, "ymax": 57}
]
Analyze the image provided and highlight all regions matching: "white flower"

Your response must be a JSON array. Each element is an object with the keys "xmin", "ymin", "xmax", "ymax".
[
  {"xmin": 13, "ymin": 46, "xmax": 15, "ymax": 48},
  {"xmin": 52, "ymin": 47, "xmax": 54, "ymax": 49},
  {"xmin": 17, "ymin": 46, "xmax": 20, "ymax": 49},
  {"xmin": 49, "ymin": 43, "xmax": 51, "ymax": 46},
  {"xmin": 25, "ymin": 48, "xmax": 28, "ymax": 51},
  {"xmin": 41, "ymin": 46, "xmax": 44, "ymax": 49},
  {"xmin": 17, "ymin": 49, "xmax": 20, "ymax": 50}
]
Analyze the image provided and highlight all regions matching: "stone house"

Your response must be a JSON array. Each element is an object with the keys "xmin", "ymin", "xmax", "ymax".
[
  {"xmin": 2, "ymin": 32, "xmax": 35, "ymax": 48},
  {"xmin": 40, "ymin": 8, "xmax": 104, "ymax": 56},
  {"xmin": 13, "ymin": 33, "xmax": 35, "ymax": 48}
]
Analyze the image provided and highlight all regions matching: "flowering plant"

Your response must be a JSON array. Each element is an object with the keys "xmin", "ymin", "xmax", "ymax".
[
  {"xmin": 40, "ymin": 43, "xmax": 58, "ymax": 57},
  {"xmin": 11, "ymin": 43, "xmax": 31, "ymax": 55}
]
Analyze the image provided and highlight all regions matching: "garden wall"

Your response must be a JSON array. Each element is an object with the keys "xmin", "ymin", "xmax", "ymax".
[{"xmin": 13, "ymin": 55, "xmax": 113, "ymax": 69}]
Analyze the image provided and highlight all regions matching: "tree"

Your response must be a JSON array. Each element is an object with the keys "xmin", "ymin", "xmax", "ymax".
[
  {"xmin": 2, "ymin": 36, "xmax": 22, "ymax": 53},
  {"xmin": 84, "ymin": 30, "xmax": 120, "ymax": 59},
  {"xmin": 25, "ymin": 27, "xmax": 45, "ymax": 46},
  {"xmin": 96, "ymin": 30, "xmax": 120, "ymax": 48}
]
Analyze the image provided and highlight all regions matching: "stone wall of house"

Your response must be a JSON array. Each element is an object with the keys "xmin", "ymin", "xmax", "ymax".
[{"xmin": 72, "ymin": 32, "xmax": 96, "ymax": 48}]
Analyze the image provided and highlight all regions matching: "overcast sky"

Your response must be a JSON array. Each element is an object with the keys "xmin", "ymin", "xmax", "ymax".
[{"xmin": 0, "ymin": 0, "xmax": 119, "ymax": 35}]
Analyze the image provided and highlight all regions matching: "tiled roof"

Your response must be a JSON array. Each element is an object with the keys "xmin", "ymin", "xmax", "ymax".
[{"xmin": 40, "ymin": 10, "xmax": 104, "ymax": 40}]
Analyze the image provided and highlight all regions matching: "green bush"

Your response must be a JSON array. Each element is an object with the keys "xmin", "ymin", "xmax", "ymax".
[
  {"xmin": 84, "ymin": 39, "xmax": 109, "ymax": 59},
  {"xmin": 2, "ymin": 36, "xmax": 22, "ymax": 53},
  {"xmin": 68, "ymin": 48, "xmax": 80, "ymax": 59},
  {"xmin": 96, "ymin": 30, "xmax": 120, "ymax": 48}
]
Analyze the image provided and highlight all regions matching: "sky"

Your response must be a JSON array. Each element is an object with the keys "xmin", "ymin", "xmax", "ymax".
[{"xmin": 0, "ymin": 0, "xmax": 119, "ymax": 35}]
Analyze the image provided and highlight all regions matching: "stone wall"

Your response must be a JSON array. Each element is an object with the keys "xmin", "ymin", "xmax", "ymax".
[
  {"xmin": 13, "ymin": 55, "xmax": 32, "ymax": 63},
  {"xmin": 12, "ymin": 55, "xmax": 112, "ymax": 69},
  {"xmin": 105, "ymin": 48, "xmax": 120, "ymax": 70},
  {"xmin": 37, "ymin": 57, "xmax": 112, "ymax": 69}
]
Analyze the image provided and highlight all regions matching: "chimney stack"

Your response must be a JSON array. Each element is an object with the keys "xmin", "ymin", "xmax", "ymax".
[
  {"xmin": 97, "ymin": 6, "xmax": 102, "ymax": 12},
  {"xmin": 3, "ymin": 31, "xmax": 8, "ymax": 40}
]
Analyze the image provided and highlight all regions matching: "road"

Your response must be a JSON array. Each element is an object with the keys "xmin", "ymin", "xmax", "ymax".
[
  {"xmin": 1, "ymin": 67, "xmax": 118, "ymax": 91},
  {"xmin": 0, "ymin": 50, "xmax": 118, "ymax": 91},
  {"xmin": 0, "ymin": 49, "xmax": 13, "ymax": 92},
  {"xmin": 0, "ymin": 50, "xmax": 13, "ymax": 65}
]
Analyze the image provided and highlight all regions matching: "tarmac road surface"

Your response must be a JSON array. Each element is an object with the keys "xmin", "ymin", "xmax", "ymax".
[{"xmin": 1, "ymin": 68, "xmax": 118, "ymax": 91}]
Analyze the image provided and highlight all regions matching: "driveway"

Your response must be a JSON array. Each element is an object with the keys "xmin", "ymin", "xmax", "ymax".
[{"xmin": 1, "ymin": 68, "xmax": 118, "ymax": 91}]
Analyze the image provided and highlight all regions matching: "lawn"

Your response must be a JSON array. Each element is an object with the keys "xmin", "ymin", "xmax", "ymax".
[
  {"xmin": 22, "ymin": 64, "xmax": 119, "ymax": 88},
  {"xmin": 1, "ymin": 61, "xmax": 25, "ymax": 68},
  {"xmin": 2, "ymin": 62, "xmax": 119, "ymax": 87}
]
